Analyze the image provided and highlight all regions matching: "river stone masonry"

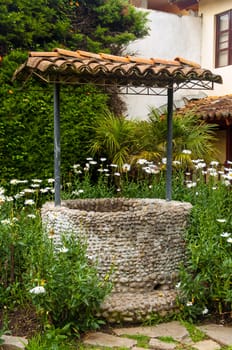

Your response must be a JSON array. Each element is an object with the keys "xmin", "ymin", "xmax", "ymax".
[{"xmin": 41, "ymin": 198, "xmax": 192, "ymax": 322}]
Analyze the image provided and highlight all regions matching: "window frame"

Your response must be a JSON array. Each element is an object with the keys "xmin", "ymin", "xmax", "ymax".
[{"xmin": 215, "ymin": 9, "xmax": 232, "ymax": 68}]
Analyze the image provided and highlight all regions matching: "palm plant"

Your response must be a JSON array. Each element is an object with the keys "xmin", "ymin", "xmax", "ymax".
[
  {"xmin": 133, "ymin": 107, "xmax": 218, "ymax": 164},
  {"xmin": 90, "ymin": 108, "xmax": 218, "ymax": 169},
  {"xmin": 172, "ymin": 112, "xmax": 218, "ymax": 161},
  {"xmin": 90, "ymin": 111, "xmax": 139, "ymax": 169},
  {"xmin": 131, "ymin": 118, "xmax": 165, "ymax": 162}
]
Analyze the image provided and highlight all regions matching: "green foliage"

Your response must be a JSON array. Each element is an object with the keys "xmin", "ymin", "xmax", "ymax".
[
  {"xmin": 1, "ymin": 156, "xmax": 232, "ymax": 336},
  {"xmin": 66, "ymin": 0, "xmax": 149, "ymax": 54},
  {"xmin": 89, "ymin": 109, "xmax": 218, "ymax": 171},
  {"xmin": 177, "ymin": 181, "xmax": 232, "ymax": 321},
  {"xmin": 0, "ymin": 0, "xmax": 70, "ymax": 55},
  {"xmin": 180, "ymin": 321, "xmax": 206, "ymax": 342},
  {"xmin": 0, "ymin": 0, "xmax": 149, "ymax": 56},
  {"xmin": 26, "ymin": 330, "xmax": 77, "ymax": 350},
  {"xmin": 90, "ymin": 112, "xmax": 139, "ymax": 169},
  {"xmin": 157, "ymin": 336, "xmax": 177, "ymax": 344},
  {"xmin": 63, "ymin": 158, "xmax": 232, "ymax": 322},
  {"xmin": 59, "ymin": 85, "xmax": 109, "ymax": 176},
  {"xmin": 0, "ymin": 328, "xmax": 5, "ymax": 345},
  {"xmin": 28, "ymin": 234, "xmax": 112, "ymax": 331},
  {"xmin": 0, "ymin": 0, "xmax": 148, "ymax": 181},
  {"xmin": 0, "ymin": 79, "xmax": 218, "ymax": 182},
  {"xmin": 0, "ymin": 50, "xmax": 109, "ymax": 181},
  {"xmin": 63, "ymin": 163, "xmax": 115, "ymax": 199},
  {"xmin": 143, "ymin": 311, "xmax": 178, "ymax": 326},
  {"xmin": 0, "ymin": 194, "xmax": 112, "ymax": 333},
  {"xmin": 122, "ymin": 334, "xmax": 150, "ymax": 348},
  {"xmin": 0, "ymin": 204, "xmax": 45, "ymax": 307},
  {"xmin": 94, "ymin": 0, "xmax": 149, "ymax": 53},
  {"xmin": 140, "ymin": 108, "xmax": 218, "ymax": 163}
]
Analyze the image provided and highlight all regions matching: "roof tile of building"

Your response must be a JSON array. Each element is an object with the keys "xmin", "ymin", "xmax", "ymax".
[{"xmin": 179, "ymin": 95, "xmax": 232, "ymax": 126}]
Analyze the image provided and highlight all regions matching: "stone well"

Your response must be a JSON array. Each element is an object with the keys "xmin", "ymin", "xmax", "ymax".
[{"xmin": 41, "ymin": 198, "xmax": 192, "ymax": 322}]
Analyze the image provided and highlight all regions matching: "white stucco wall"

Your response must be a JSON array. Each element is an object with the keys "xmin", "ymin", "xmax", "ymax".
[
  {"xmin": 199, "ymin": 0, "xmax": 232, "ymax": 96},
  {"xmin": 124, "ymin": 9, "xmax": 202, "ymax": 119}
]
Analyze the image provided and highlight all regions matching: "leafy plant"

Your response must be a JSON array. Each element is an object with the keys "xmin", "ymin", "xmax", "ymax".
[
  {"xmin": 0, "ymin": 328, "xmax": 5, "ymax": 346},
  {"xmin": 0, "ymin": 0, "xmax": 149, "ymax": 56},
  {"xmin": 90, "ymin": 112, "xmax": 139, "ymax": 169},
  {"xmin": 0, "ymin": 0, "xmax": 149, "ymax": 180},
  {"xmin": 26, "ymin": 331, "xmax": 77, "ymax": 350},
  {"xmin": 0, "ymin": 48, "xmax": 109, "ymax": 181},
  {"xmin": 143, "ymin": 311, "xmax": 177, "ymax": 326},
  {"xmin": 1, "ymin": 155, "xmax": 232, "ymax": 337},
  {"xmin": 0, "ymin": 191, "xmax": 112, "ymax": 333},
  {"xmin": 177, "ymin": 181, "xmax": 232, "ymax": 321},
  {"xmin": 27, "ymin": 233, "xmax": 112, "ymax": 332},
  {"xmin": 136, "ymin": 108, "xmax": 218, "ymax": 163}
]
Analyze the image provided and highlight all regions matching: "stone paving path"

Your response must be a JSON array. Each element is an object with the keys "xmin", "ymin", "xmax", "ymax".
[
  {"xmin": 83, "ymin": 321, "xmax": 232, "ymax": 350},
  {"xmin": 2, "ymin": 321, "xmax": 232, "ymax": 349}
]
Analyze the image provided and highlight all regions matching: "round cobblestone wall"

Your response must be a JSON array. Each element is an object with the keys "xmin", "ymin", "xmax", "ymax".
[{"xmin": 41, "ymin": 198, "xmax": 192, "ymax": 294}]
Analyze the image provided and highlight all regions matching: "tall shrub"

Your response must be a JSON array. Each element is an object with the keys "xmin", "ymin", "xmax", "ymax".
[{"xmin": 0, "ymin": 0, "xmax": 149, "ymax": 56}]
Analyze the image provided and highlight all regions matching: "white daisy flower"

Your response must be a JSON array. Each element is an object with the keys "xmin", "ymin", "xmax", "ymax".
[{"xmin": 29, "ymin": 286, "xmax": 46, "ymax": 294}]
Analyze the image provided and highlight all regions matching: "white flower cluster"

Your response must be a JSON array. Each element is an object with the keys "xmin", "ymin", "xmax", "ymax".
[
  {"xmin": 221, "ymin": 232, "xmax": 232, "ymax": 243},
  {"xmin": 29, "ymin": 286, "xmax": 46, "ymax": 295},
  {"xmin": 8, "ymin": 177, "xmax": 55, "ymax": 206},
  {"xmin": 217, "ymin": 219, "xmax": 232, "ymax": 243}
]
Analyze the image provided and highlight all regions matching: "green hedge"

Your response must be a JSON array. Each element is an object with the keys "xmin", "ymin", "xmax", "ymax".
[{"xmin": 0, "ymin": 51, "xmax": 109, "ymax": 182}]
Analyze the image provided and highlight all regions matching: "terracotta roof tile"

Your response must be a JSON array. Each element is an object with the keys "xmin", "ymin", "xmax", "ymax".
[
  {"xmin": 13, "ymin": 48, "xmax": 222, "ymax": 88},
  {"xmin": 76, "ymin": 50, "xmax": 101, "ymax": 59},
  {"xmin": 174, "ymin": 56, "xmax": 201, "ymax": 68},
  {"xmin": 100, "ymin": 52, "xmax": 130, "ymax": 63},
  {"xmin": 30, "ymin": 51, "xmax": 59, "ymax": 57},
  {"xmin": 126, "ymin": 55, "xmax": 154, "ymax": 64},
  {"xmin": 53, "ymin": 48, "xmax": 82, "ymax": 58},
  {"xmin": 151, "ymin": 58, "xmax": 180, "ymax": 66}
]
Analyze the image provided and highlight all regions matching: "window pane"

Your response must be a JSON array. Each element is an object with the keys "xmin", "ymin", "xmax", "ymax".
[
  {"xmin": 215, "ymin": 10, "xmax": 232, "ymax": 68},
  {"xmin": 218, "ymin": 51, "xmax": 228, "ymax": 66},
  {"xmin": 219, "ymin": 14, "xmax": 229, "ymax": 31},
  {"xmin": 219, "ymin": 32, "xmax": 229, "ymax": 49}
]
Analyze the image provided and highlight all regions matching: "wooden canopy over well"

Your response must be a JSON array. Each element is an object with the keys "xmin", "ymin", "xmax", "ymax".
[
  {"xmin": 13, "ymin": 48, "xmax": 222, "ymax": 205},
  {"xmin": 13, "ymin": 48, "xmax": 222, "ymax": 90}
]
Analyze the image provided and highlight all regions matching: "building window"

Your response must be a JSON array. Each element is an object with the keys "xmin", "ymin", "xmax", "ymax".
[{"xmin": 215, "ymin": 9, "xmax": 232, "ymax": 68}]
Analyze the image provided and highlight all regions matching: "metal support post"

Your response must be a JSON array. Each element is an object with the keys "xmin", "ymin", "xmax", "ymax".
[
  {"xmin": 166, "ymin": 85, "xmax": 174, "ymax": 201},
  {"xmin": 54, "ymin": 83, "xmax": 61, "ymax": 206}
]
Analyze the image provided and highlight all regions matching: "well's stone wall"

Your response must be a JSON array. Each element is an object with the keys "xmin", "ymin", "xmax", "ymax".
[{"xmin": 41, "ymin": 198, "xmax": 192, "ymax": 294}]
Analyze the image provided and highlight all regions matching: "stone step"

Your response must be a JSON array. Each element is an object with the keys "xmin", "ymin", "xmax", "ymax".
[{"xmin": 99, "ymin": 290, "xmax": 178, "ymax": 323}]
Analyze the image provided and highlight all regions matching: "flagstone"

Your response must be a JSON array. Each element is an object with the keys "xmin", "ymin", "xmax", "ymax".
[
  {"xmin": 198, "ymin": 324, "xmax": 232, "ymax": 346},
  {"xmin": 149, "ymin": 338, "xmax": 177, "ymax": 350},
  {"xmin": 191, "ymin": 339, "xmax": 221, "ymax": 350},
  {"xmin": 113, "ymin": 321, "xmax": 189, "ymax": 341},
  {"xmin": 132, "ymin": 347, "xmax": 153, "ymax": 350},
  {"xmin": 83, "ymin": 331, "xmax": 137, "ymax": 348},
  {"xmin": 1, "ymin": 335, "xmax": 28, "ymax": 350}
]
